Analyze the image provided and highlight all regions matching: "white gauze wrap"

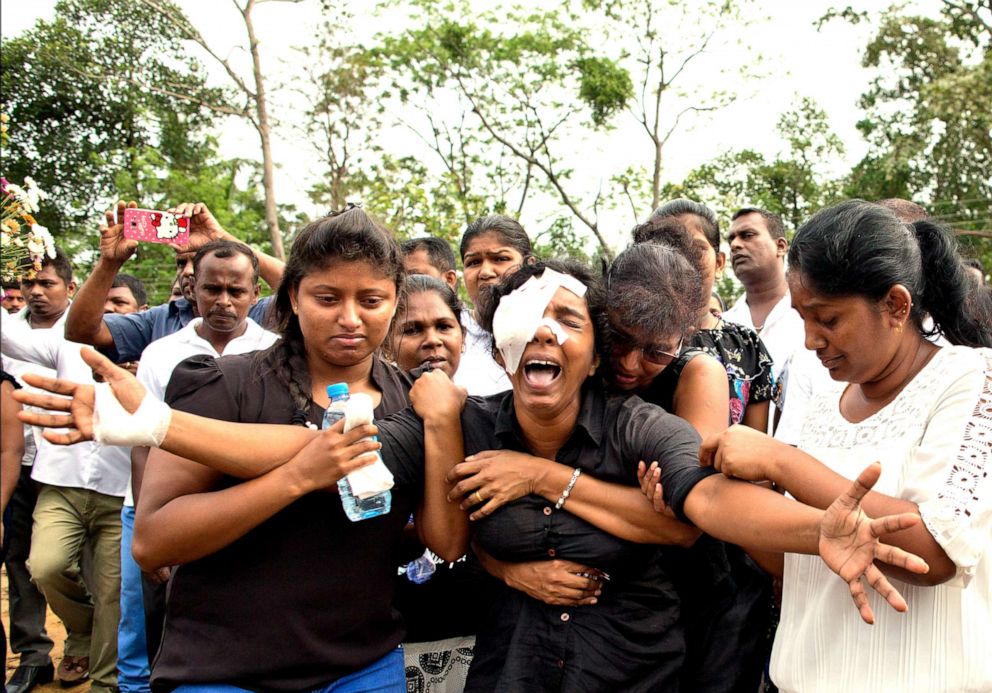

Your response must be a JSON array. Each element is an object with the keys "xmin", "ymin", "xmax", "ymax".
[
  {"xmin": 92, "ymin": 383, "xmax": 173, "ymax": 447},
  {"xmin": 342, "ymin": 392, "xmax": 395, "ymax": 499},
  {"xmin": 492, "ymin": 268, "xmax": 588, "ymax": 375}
]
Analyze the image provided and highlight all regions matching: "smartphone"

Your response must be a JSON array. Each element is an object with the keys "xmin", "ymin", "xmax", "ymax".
[{"xmin": 122, "ymin": 208, "xmax": 190, "ymax": 245}]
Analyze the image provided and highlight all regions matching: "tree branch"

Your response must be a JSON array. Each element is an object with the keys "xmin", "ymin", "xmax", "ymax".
[{"xmin": 138, "ymin": 0, "xmax": 256, "ymax": 99}]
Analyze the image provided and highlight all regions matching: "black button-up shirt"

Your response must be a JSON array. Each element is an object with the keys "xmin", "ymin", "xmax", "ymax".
[{"xmin": 381, "ymin": 384, "xmax": 716, "ymax": 692}]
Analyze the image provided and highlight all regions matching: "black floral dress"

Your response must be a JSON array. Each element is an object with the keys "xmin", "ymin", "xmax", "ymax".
[{"xmin": 687, "ymin": 316, "xmax": 778, "ymax": 424}]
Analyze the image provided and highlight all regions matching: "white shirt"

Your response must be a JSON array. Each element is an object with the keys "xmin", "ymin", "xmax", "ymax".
[
  {"xmin": 0, "ymin": 309, "xmax": 130, "ymax": 497},
  {"xmin": 771, "ymin": 346, "xmax": 992, "ymax": 693},
  {"xmin": 723, "ymin": 289, "xmax": 804, "ymax": 374},
  {"xmin": 136, "ymin": 317, "xmax": 278, "ymax": 401},
  {"xmin": 453, "ymin": 309, "xmax": 511, "ymax": 397},
  {"xmin": 129, "ymin": 317, "xmax": 278, "ymax": 505},
  {"xmin": 2, "ymin": 308, "xmax": 59, "ymax": 466},
  {"xmin": 725, "ymin": 290, "xmax": 832, "ymax": 436}
]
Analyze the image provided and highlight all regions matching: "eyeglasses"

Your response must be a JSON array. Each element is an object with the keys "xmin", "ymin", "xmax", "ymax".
[{"xmin": 609, "ymin": 330, "xmax": 683, "ymax": 367}]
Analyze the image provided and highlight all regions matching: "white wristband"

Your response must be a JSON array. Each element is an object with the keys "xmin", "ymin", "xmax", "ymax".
[{"xmin": 92, "ymin": 383, "xmax": 173, "ymax": 447}]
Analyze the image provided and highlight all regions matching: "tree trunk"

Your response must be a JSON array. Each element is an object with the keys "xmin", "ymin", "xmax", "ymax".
[{"xmin": 243, "ymin": 0, "xmax": 285, "ymax": 260}]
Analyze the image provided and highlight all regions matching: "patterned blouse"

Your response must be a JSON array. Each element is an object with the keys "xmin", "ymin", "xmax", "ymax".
[{"xmin": 687, "ymin": 316, "xmax": 778, "ymax": 424}]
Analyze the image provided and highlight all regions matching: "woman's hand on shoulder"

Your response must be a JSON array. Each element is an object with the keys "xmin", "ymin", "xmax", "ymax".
[
  {"xmin": 698, "ymin": 424, "xmax": 784, "ymax": 484},
  {"xmin": 410, "ymin": 369, "xmax": 467, "ymax": 423}
]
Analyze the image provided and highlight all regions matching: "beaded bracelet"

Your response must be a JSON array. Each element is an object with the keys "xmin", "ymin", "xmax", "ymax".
[{"xmin": 555, "ymin": 468, "xmax": 582, "ymax": 510}]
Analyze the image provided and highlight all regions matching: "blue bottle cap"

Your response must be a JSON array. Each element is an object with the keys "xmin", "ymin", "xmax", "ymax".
[{"xmin": 326, "ymin": 383, "xmax": 349, "ymax": 399}]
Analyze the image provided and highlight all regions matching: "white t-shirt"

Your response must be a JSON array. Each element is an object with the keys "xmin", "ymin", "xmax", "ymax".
[
  {"xmin": 453, "ymin": 309, "xmax": 510, "ymax": 397},
  {"xmin": 0, "ymin": 308, "xmax": 130, "ymax": 497},
  {"xmin": 771, "ymin": 345, "xmax": 992, "ymax": 693},
  {"xmin": 2, "ymin": 307, "xmax": 59, "ymax": 466},
  {"xmin": 725, "ymin": 290, "xmax": 832, "ymax": 437},
  {"xmin": 128, "ymin": 317, "xmax": 279, "ymax": 506}
]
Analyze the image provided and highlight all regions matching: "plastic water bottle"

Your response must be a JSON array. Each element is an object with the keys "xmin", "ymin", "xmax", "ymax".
[
  {"xmin": 322, "ymin": 383, "xmax": 392, "ymax": 521},
  {"xmin": 403, "ymin": 549, "xmax": 438, "ymax": 584}
]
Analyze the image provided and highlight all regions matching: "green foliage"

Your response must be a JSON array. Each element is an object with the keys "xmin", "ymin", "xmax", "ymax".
[
  {"xmin": 574, "ymin": 57, "xmax": 634, "ymax": 127},
  {"xmin": 0, "ymin": 0, "xmax": 281, "ymax": 303},
  {"xmin": 840, "ymin": 3, "xmax": 991, "ymax": 211},
  {"xmin": 835, "ymin": 0, "xmax": 992, "ymax": 272},
  {"xmin": 661, "ymin": 97, "xmax": 846, "ymax": 233}
]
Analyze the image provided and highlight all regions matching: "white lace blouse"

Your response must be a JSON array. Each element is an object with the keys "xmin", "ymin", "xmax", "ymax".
[{"xmin": 771, "ymin": 346, "xmax": 992, "ymax": 693}]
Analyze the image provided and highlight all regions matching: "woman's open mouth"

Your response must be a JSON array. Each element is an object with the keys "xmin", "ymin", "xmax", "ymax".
[{"xmin": 522, "ymin": 358, "xmax": 562, "ymax": 388}]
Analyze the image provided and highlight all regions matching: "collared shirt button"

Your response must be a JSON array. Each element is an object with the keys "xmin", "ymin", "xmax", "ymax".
[
  {"xmin": 547, "ymin": 548, "xmax": 556, "ymax": 557},
  {"xmin": 560, "ymin": 612, "xmax": 570, "ymax": 622},
  {"xmin": 543, "ymin": 506, "xmax": 552, "ymax": 516},
  {"xmin": 557, "ymin": 659, "xmax": 565, "ymax": 668}
]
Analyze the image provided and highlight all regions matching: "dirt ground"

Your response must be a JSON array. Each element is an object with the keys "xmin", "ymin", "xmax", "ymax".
[{"xmin": 2, "ymin": 565, "xmax": 91, "ymax": 692}]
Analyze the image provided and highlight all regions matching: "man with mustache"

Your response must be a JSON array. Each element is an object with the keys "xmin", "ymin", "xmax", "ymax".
[
  {"xmin": 722, "ymin": 208, "xmax": 797, "ymax": 371},
  {"xmin": 2, "ymin": 248, "xmax": 130, "ymax": 692},
  {"xmin": 723, "ymin": 208, "xmax": 833, "ymax": 445},
  {"xmin": 65, "ymin": 202, "xmax": 281, "ymax": 365},
  {"xmin": 135, "ymin": 239, "xmax": 278, "ymax": 401}
]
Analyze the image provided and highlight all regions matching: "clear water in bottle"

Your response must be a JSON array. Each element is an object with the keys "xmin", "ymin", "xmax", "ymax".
[{"xmin": 323, "ymin": 383, "xmax": 391, "ymax": 521}]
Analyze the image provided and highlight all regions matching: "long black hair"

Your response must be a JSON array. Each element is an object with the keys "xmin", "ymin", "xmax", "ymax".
[
  {"xmin": 254, "ymin": 207, "xmax": 406, "ymax": 416},
  {"xmin": 789, "ymin": 200, "xmax": 992, "ymax": 348}
]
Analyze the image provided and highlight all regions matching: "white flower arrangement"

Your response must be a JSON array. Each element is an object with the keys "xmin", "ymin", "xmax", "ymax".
[{"xmin": 2, "ymin": 173, "xmax": 56, "ymax": 283}]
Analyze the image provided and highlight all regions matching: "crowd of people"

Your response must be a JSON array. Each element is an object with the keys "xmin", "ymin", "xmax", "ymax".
[{"xmin": 0, "ymin": 194, "xmax": 989, "ymax": 693}]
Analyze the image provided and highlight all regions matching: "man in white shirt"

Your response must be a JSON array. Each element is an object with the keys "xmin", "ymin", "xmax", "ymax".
[
  {"xmin": 135, "ymin": 240, "xmax": 278, "ymax": 402},
  {"xmin": 1, "ymin": 259, "xmax": 74, "ymax": 693},
  {"xmin": 1, "ymin": 253, "xmax": 129, "ymax": 693},
  {"xmin": 723, "ymin": 207, "xmax": 831, "ymax": 436}
]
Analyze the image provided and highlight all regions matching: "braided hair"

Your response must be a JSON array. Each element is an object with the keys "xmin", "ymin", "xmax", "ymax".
[{"xmin": 253, "ymin": 206, "xmax": 405, "ymax": 421}]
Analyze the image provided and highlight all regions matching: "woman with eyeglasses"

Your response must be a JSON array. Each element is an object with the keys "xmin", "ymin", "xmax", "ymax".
[
  {"xmin": 634, "ymin": 208, "xmax": 776, "ymax": 432},
  {"xmin": 605, "ymin": 236, "xmax": 781, "ymax": 693}
]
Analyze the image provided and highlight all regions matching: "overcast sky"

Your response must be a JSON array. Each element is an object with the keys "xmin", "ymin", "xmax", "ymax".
[{"xmin": 1, "ymin": 0, "xmax": 924, "ymax": 246}]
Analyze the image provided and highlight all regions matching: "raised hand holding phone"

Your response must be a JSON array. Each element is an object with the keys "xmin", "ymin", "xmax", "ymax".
[{"xmin": 122, "ymin": 207, "xmax": 190, "ymax": 245}]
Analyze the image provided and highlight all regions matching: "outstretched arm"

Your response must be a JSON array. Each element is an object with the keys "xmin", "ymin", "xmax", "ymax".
[
  {"xmin": 65, "ymin": 201, "xmax": 138, "ymax": 347},
  {"xmin": 699, "ymin": 425, "xmax": 957, "ymax": 584},
  {"xmin": 13, "ymin": 347, "xmax": 362, "ymax": 478},
  {"xmin": 683, "ymin": 463, "xmax": 929, "ymax": 624}
]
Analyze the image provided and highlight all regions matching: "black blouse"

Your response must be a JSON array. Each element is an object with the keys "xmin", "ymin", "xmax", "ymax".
[
  {"xmin": 384, "ymin": 385, "xmax": 714, "ymax": 692},
  {"xmin": 152, "ymin": 353, "xmax": 416, "ymax": 692}
]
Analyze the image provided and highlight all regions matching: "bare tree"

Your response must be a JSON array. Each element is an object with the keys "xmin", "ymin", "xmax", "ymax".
[
  {"xmin": 138, "ymin": 0, "xmax": 300, "ymax": 259},
  {"xmin": 596, "ymin": 0, "xmax": 761, "ymax": 212}
]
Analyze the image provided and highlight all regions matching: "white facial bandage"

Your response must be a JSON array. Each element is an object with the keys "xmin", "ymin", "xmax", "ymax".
[
  {"xmin": 92, "ymin": 383, "xmax": 173, "ymax": 448},
  {"xmin": 492, "ymin": 268, "xmax": 588, "ymax": 375},
  {"xmin": 342, "ymin": 392, "xmax": 395, "ymax": 499}
]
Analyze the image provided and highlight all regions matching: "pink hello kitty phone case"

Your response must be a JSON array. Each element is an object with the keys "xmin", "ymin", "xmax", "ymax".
[{"xmin": 122, "ymin": 208, "xmax": 190, "ymax": 245}]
